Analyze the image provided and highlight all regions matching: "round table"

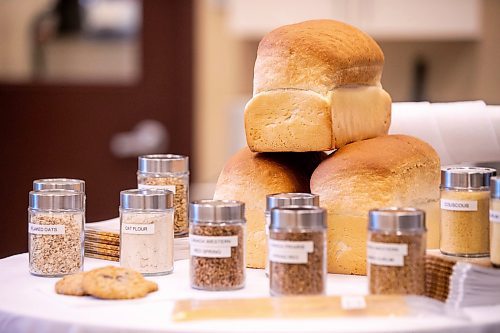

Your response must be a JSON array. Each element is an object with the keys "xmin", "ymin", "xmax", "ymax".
[{"xmin": 0, "ymin": 253, "xmax": 499, "ymax": 333}]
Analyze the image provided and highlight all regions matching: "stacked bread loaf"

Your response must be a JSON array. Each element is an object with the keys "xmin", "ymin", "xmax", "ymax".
[{"xmin": 214, "ymin": 19, "xmax": 440, "ymax": 275}]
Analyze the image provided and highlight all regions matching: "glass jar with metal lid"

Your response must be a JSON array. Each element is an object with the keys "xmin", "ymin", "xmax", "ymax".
[
  {"xmin": 269, "ymin": 205, "xmax": 327, "ymax": 296},
  {"xmin": 264, "ymin": 193, "xmax": 320, "ymax": 276},
  {"xmin": 440, "ymin": 166, "xmax": 496, "ymax": 257},
  {"xmin": 28, "ymin": 189, "xmax": 85, "ymax": 277},
  {"xmin": 367, "ymin": 208, "xmax": 426, "ymax": 295},
  {"xmin": 120, "ymin": 189, "xmax": 175, "ymax": 275},
  {"xmin": 137, "ymin": 154, "xmax": 189, "ymax": 237},
  {"xmin": 189, "ymin": 200, "xmax": 246, "ymax": 291},
  {"xmin": 490, "ymin": 177, "xmax": 500, "ymax": 267}
]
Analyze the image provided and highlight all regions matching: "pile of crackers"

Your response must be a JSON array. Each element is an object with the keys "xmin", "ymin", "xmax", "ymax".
[
  {"xmin": 425, "ymin": 250, "xmax": 491, "ymax": 302},
  {"xmin": 84, "ymin": 229, "xmax": 120, "ymax": 262}
]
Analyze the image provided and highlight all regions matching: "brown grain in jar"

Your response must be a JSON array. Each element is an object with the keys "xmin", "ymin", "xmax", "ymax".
[{"xmin": 367, "ymin": 208, "xmax": 426, "ymax": 295}]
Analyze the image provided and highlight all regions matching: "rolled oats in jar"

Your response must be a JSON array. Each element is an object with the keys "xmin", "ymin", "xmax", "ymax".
[
  {"xmin": 367, "ymin": 208, "xmax": 426, "ymax": 295},
  {"xmin": 269, "ymin": 206, "xmax": 327, "ymax": 296},
  {"xmin": 189, "ymin": 200, "xmax": 245, "ymax": 291},
  {"xmin": 490, "ymin": 177, "xmax": 500, "ymax": 267},
  {"xmin": 138, "ymin": 154, "xmax": 189, "ymax": 236},
  {"xmin": 28, "ymin": 189, "xmax": 84, "ymax": 277},
  {"xmin": 440, "ymin": 166, "xmax": 496, "ymax": 257}
]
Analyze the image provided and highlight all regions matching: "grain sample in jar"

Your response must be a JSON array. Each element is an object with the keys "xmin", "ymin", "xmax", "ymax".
[
  {"xmin": 138, "ymin": 154, "xmax": 189, "ymax": 236},
  {"xmin": 189, "ymin": 200, "xmax": 245, "ymax": 291},
  {"xmin": 28, "ymin": 189, "xmax": 84, "ymax": 277},
  {"xmin": 120, "ymin": 189, "xmax": 174, "ymax": 275},
  {"xmin": 264, "ymin": 193, "xmax": 320, "ymax": 277},
  {"xmin": 440, "ymin": 166, "xmax": 496, "ymax": 257},
  {"xmin": 269, "ymin": 206, "xmax": 326, "ymax": 296},
  {"xmin": 367, "ymin": 208, "xmax": 426, "ymax": 295},
  {"xmin": 490, "ymin": 177, "xmax": 500, "ymax": 267}
]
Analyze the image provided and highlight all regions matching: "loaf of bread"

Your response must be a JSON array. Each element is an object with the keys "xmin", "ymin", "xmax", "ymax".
[
  {"xmin": 310, "ymin": 135, "xmax": 441, "ymax": 275},
  {"xmin": 245, "ymin": 19, "xmax": 392, "ymax": 152},
  {"xmin": 213, "ymin": 147, "xmax": 324, "ymax": 268}
]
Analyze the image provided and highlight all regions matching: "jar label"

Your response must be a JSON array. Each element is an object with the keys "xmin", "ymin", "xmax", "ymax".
[
  {"xmin": 138, "ymin": 184, "xmax": 176, "ymax": 194},
  {"xmin": 189, "ymin": 235, "xmax": 238, "ymax": 258},
  {"xmin": 341, "ymin": 296, "xmax": 367, "ymax": 310},
  {"xmin": 440, "ymin": 199, "xmax": 478, "ymax": 211},
  {"xmin": 268, "ymin": 239, "xmax": 314, "ymax": 264},
  {"xmin": 367, "ymin": 241, "xmax": 408, "ymax": 267},
  {"xmin": 122, "ymin": 223, "xmax": 155, "ymax": 234},
  {"xmin": 29, "ymin": 223, "xmax": 65, "ymax": 235},
  {"xmin": 491, "ymin": 210, "xmax": 500, "ymax": 223}
]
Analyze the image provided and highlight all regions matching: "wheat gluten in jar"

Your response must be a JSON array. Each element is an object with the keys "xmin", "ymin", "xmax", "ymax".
[
  {"xmin": 269, "ymin": 206, "xmax": 326, "ymax": 296},
  {"xmin": 138, "ymin": 154, "xmax": 189, "ymax": 236},
  {"xmin": 120, "ymin": 189, "xmax": 174, "ymax": 275},
  {"xmin": 28, "ymin": 190, "xmax": 84, "ymax": 277},
  {"xmin": 367, "ymin": 208, "xmax": 426, "ymax": 295},
  {"xmin": 490, "ymin": 177, "xmax": 500, "ymax": 267},
  {"xmin": 440, "ymin": 167, "xmax": 496, "ymax": 257},
  {"xmin": 189, "ymin": 200, "xmax": 245, "ymax": 291}
]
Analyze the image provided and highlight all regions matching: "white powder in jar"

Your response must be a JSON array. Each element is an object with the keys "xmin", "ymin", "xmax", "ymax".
[{"xmin": 120, "ymin": 211, "xmax": 174, "ymax": 275}]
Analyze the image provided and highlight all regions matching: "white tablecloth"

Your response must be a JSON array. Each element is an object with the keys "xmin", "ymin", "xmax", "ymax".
[{"xmin": 0, "ymin": 253, "xmax": 499, "ymax": 333}]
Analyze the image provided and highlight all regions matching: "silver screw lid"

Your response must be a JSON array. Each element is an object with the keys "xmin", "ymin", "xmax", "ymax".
[
  {"xmin": 441, "ymin": 166, "xmax": 496, "ymax": 190},
  {"xmin": 189, "ymin": 200, "xmax": 245, "ymax": 223},
  {"xmin": 266, "ymin": 193, "xmax": 319, "ymax": 211},
  {"xmin": 369, "ymin": 207, "xmax": 426, "ymax": 232},
  {"xmin": 120, "ymin": 189, "xmax": 174, "ymax": 210},
  {"xmin": 29, "ymin": 189, "xmax": 84, "ymax": 210},
  {"xmin": 270, "ymin": 205, "xmax": 326, "ymax": 230},
  {"xmin": 33, "ymin": 178, "xmax": 85, "ymax": 192},
  {"xmin": 138, "ymin": 154, "xmax": 189, "ymax": 174},
  {"xmin": 492, "ymin": 176, "xmax": 500, "ymax": 199}
]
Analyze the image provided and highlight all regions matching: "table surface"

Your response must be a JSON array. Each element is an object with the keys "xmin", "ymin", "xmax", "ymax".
[{"xmin": 0, "ymin": 253, "xmax": 499, "ymax": 333}]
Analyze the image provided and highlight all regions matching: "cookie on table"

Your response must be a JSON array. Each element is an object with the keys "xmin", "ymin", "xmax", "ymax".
[
  {"xmin": 82, "ymin": 266, "xmax": 158, "ymax": 299},
  {"xmin": 55, "ymin": 272, "xmax": 87, "ymax": 296}
]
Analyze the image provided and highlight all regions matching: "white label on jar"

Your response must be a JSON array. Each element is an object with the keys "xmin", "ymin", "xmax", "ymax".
[
  {"xmin": 122, "ymin": 223, "xmax": 155, "ymax": 234},
  {"xmin": 189, "ymin": 235, "xmax": 238, "ymax": 258},
  {"xmin": 28, "ymin": 223, "xmax": 65, "ymax": 235},
  {"xmin": 367, "ymin": 241, "xmax": 408, "ymax": 267},
  {"xmin": 491, "ymin": 210, "xmax": 500, "ymax": 223},
  {"xmin": 190, "ymin": 246, "xmax": 231, "ymax": 258},
  {"xmin": 268, "ymin": 239, "xmax": 314, "ymax": 264},
  {"xmin": 341, "ymin": 296, "xmax": 367, "ymax": 310},
  {"xmin": 441, "ymin": 199, "xmax": 478, "ymax": 211},
  {"xmin": 190, "ymin": 235, "xmax": 238, "ymax": 247},
  {"xmin": 138, "ymin": 184, "xmax": 176, "ymax": 194}
]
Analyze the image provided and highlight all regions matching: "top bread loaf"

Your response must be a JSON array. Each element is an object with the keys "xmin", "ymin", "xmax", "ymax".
[{"xmin": 245, "ymin": 20, "xmax": 392, "ymax": 152}]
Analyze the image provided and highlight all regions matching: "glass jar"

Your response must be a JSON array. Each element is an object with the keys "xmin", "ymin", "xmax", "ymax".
[
  {"xmin": 28, "ymin": 189, "xmax": 85, "ymax": 277},
  {"xmin": 264, "ymin": 193, "xmax": 319, "ymax": 276},
  {"xmin": 440, "ymin": 166, "xmax": 496, "ymax": 257},
  {"xmin": 368, "ymin": 208, "xmax": 426, "ymax": 295},
  {"xmin": 119, "ymin": 189, "xmax": 174, "ymax": 275},
  {"xmin": 490, "ymin": 177, "xmax": 500, "ymax": 267},
  {"xmin": 269, "ymin": 206, "xmax": 327, "ymax": 296},
  {"xmin": 189, "ymin": 200, "xmax": 246, "ymax": 291},
  {"xmin": 138, "ymin": 154, "xmax": 189, "ymax": 236}
]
